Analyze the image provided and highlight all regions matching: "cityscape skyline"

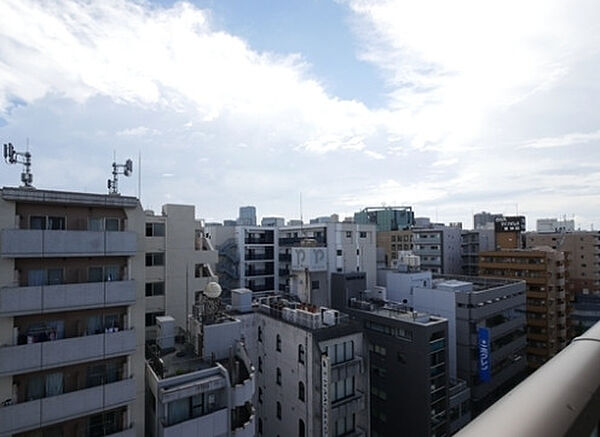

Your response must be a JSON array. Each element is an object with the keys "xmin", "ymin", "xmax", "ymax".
[{"xmin": 1, "ymin": 1, "xmax": 600, "ymax": 229}]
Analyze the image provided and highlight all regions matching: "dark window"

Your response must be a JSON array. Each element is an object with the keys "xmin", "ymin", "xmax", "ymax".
[
  {"xmin": 299, "ymin": 419, "xmax": 305, "ymax": 437},
  {"xmin": 146, "ymin": 222, "xmax": 165, "ymax": 237},
  {"xmin": 145, "ymin": 282, "xmax": 165, "ymax": 296},
  {"xmin": 258, "ymin": 387, "xmax": 263, "ymax": 404},
  {"xmin": 145, "ymin": 311, "xmax": 165, "ymax": 327},
  {"xmin": 258, "ymin": 357, "xmax": 263, "ymax": 373},
  {"xmin": 48, "ymin": 216, "xmax": 65, "ymax": 230},
  {"xmin": 105, "ymin": 218, "xmax": 120, "ymax": 231},
  {"xmin": 298, "ymin": 344, "xmax": 305, "ymax": 364},
  {"xmin": 30, "ymin": 216, "xmax": 46, "ymax": 229},
  {"xmin": 276, "ymin": 334, "xmax": 282, "ymax": 352},
  {"xmin": 337, "ymin": 249, "xmax": 343, "ymax": 256},
  {"xmin": 146, "ymin": 253, "xmax": 165, "ymax": 266},
  {"xmin": 360, "ymin": 231, "xmax": 367, "ymax": 238},
  {"xmin": 346, "ymin": 231, "xmax": 352, "ymax": 238},
  {"xmin": 276, "ymin": 367, "xmax": 282, "ymax": 385},
  {"xmin": 258, "ymin": 418, "xmax": 263, "ymax": 435},
  {"xmin": 276, "ymin": 401, "xmax": 282, "ymax": 420},
  {"xmin": 258, "ymin": 326, "xmax": 263, "ymax": 342},
  {"xmin": 356, "ymin": 248, "xmax": 360, "ymax": 255},
  {"xmin": 298, "ymin": 381, "xmax": 305, "ymax": 402},
  {"xmin": 311, "ymin": 280, "xmax": 320, "ymax": 290}
]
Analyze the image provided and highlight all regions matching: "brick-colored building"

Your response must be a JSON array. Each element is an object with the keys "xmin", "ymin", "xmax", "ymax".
[{"xmin": 479, "ymin": 247, "xmax": 567, "ymax": 370}]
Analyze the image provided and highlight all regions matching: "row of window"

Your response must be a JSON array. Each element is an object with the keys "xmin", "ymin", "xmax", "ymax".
[
  {"xmin": 325, "ymin": 340, "xmax": 354, "ymax": 365},
  {"xmin": 364, "ymin": 320, "xmax": 414, "ymax": 342},
  {"xmin": 258, "ymin": 327, "xmax": 306, "ymax": 363},
  {"xmin": 257, "ymin": 417, "xmax": 305, "ymax": 437},
  {"xmin": 344, "ymin": 231, "xmax": 368, "ymax": 238},
  {"xmin": 28, "ymin": 216, "xmax": 122, "ymax": 231},
  {"xmin": 336, "ymin": 248, "xmax": 362, "ymax": 256}
]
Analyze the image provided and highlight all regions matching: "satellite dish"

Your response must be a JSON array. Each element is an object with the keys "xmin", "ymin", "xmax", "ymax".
[{"xmin": 204, "ymin": 281, "xmax": 222, "ymax": 298}]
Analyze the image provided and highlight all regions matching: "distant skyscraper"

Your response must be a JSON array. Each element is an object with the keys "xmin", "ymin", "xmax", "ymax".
[
  {"xmin": 354, "ymin": 206, "xmax": 414, "ymax": 231},
  {"xmin": 237, "ymin": 205, "xmax": 256, "ymax": 226}
]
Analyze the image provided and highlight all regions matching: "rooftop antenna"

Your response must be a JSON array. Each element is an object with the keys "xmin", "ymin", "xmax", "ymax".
[
  {"xmin": 107, "ymin": 156, "xmax": 133, "ymax": 195},
  {"xmin": 3, "ymin": 142, "xmax": 33, "ymax": 188}
]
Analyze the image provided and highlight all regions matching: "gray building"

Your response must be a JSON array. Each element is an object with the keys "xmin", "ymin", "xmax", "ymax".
[
  {"xmin": 413, "ymin": 225, "xmax": 462, "ymax": 275},
  {"xmin": 146, "ymin": 287, "xmax": 255, "ymax": 437},
  {"xmin": 238, "ymin": 207, "xmax": 257, "ymax": 227},
  {"xmin": 278, "ymin": 223, "xmax": 377, "ymax": 307},
  {"xmin": 377, "ymin": 267, "xmax": 527, "ymax": 415},
  {"xmin": 473, "ymin": 212, "xmax": 503, "ymax": 230},
  {"xmin": 237, "ymin": 295, "xmax": 369, "ymax": 437},
  {"xmin": 0, "ymin": 186, "xmax": 146, "ymax": 437},
  {"xmin": 331, "ymin": 273, "xmax": 451, "ymax": 437},
  {"xmin": 461, "ymin": 229, "xmax": 495, "ymax": 276},
  {"xmin": 260, "ymin": 217, "xmax": 284, "ymax": 227},
  {"xmin": 206, "ymin": 225, "xmax": 278, "ymax": 294}
]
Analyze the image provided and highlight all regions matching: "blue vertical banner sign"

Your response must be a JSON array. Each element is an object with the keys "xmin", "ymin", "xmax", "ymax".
[{"xmin": 478, "ymin": 327, "xmax": 491, "ymax": 382}]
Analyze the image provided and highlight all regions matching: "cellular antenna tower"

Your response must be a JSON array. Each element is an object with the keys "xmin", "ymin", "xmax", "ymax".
[
  {"xmin": 3, "ymin": 142, "xmax": 33, "ymax": 187},
  {"xmin": 107, "ymin": 158, "xmax": 133, "ymax": 195}
]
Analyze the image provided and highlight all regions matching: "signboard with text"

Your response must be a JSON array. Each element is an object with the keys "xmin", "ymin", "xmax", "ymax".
[
  {"xmin": 495, "ymin": 216, "xmax": 526, "ymax": 233},
  {"xmin": 478, "ymin": 327, "xmax": 491, "ymax": 383}
]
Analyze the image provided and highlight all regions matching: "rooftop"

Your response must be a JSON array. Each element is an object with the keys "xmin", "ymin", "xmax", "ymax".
[
  {"xmin": 349, "ymin": 298, "xmax": 446, "ymax": 326},
  {"xmin": 1, "ymin": 186, "xmax": 139, "ymax": 208}
]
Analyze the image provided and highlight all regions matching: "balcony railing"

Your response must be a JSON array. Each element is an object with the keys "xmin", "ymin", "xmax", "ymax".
[
  {"xmin": 0, "ymin": 329, "xmax": 135, "ymax": 376},
  {"xmin": 0, "ymin": 280, "xmax": 136, "ymax": 316},
  {"xmin": 0, "ymin": 377, "xmax": 135, "ymax": 436},
  {"xmin": 457, "ymin": 321, "xmax": 600, "ymax": 437},
  {"xmin": 1, "ymin": 229, "xmax": 137, "ymax": 258}
]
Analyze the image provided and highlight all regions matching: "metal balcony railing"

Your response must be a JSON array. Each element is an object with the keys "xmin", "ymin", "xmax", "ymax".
[{"xmin": 456, "ymin": 321, "xmax": 600, "ymax": 437}]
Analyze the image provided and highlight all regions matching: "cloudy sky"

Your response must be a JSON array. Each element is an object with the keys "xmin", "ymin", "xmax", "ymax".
[{"xmin": 1, "ymin": 0, "xmax": 599, "ymax": 229}]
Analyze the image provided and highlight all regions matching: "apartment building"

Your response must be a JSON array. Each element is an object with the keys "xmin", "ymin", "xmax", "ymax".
[
  {"xmin": 479, "ymin": 248, "xmax": 567, "ymax": 369},
  {"xmin": 0, "ymin": 187, "xmax": 145, "ymax": 437},
  {"xmin": 146, "ymin": 287, "xmax": 255, "ymax": 437},
  {"xmin": 413, "ymin": 225, "xmax": 462, "ymax": 275},
  {"xmin": 461, "ymin": 229, "xmax": 495, "ymax": 276},
  {"xmin": 376, "ymin": 230, "xmax": 414, "ymax": 267},
  {"xmin": 144, "ymin": 205, "xmax": 218, "ymax": 340},
  {"xmin": 278, "ymin": 223, "xmax": 377, "ymax": 307},
  {"xmin": 473, "ymin": 212, "xmax": 503, "ymax": 230},
  {"xmin": 206, "ymin": 225, "xmax": 278, "ymax": 294},
  {"xmin": 240, "ymin": 295, "xmax": 369, "ymax": 437}
]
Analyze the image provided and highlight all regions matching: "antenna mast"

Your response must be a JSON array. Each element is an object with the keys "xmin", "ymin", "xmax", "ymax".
[
  {"xmin": 108, "ymin": 157, "xmax": 133, "ymax": 195},
  {"xmin": 3, "ymin": 142, "xmax": 33, "ymax": 187}
]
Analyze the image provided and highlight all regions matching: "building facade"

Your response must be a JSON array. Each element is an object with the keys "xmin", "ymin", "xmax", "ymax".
[
  {"xmin": 461, "ymin": 229, "xmax": 495, "ymax": 276},
  {"xmin": 278, "ymin": 223, "xmax": 377, "ymax": 307},
  {"xmin": 237, "ymin": 207, "xmax": 257, "ymax": 227},
  {"xmin": 243, "ymin": 295, "xmax": 369, "ymax": 437},
  {"xmin": 144, "ymin": 205, "xmax": 218, "ymax": 340},
  {"xmin": 376, "ymin": 230, "xmax": 414, "ymax": 267},
  {"xmin": 413, "ymin": 226, "xmax": 462, "ymax": 275},
  {"xmin": 479, "ymin": 248, "xmax": 567, "ymax": 369},
  {"xmin": 207, "ymin": 226, "xmax": 278, "ymax": 295},
  {"xmin": 473, "ymin": 212, "xmax": 503, "ymax": 230},
  {"xmin": 353, "ymin": 207, "xmax": 414, "ymax": 232},
  {"xmin": 0, "ymin": 187, "xmax": 146, "ymax": 437}
]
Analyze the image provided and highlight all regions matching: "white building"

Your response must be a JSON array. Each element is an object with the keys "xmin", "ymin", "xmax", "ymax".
[
  {"xmin": 413, "ymin": 225, "xmax": 462, "ymax": 275},
  {"xmin": 279, "ymin": 223, "xmax": 377, "ymax": 307},
  {"xmin": 206, "ymin": 225, "xmax": 278, "ymax": 294},
  {"xmin": 536, "ymin": 218, "xmax": 575, "ymax": 233},
  {"xmin": 144, "ymin": 205, "xmax": 218, "ymax": 340}
]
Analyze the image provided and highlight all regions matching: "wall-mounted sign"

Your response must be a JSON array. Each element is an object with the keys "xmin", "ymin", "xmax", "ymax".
[
  {"xmin": 495, "ymin": 216, "xmax": 526, "ymax": 233},
  {"xmin": 321, "ymin": 353, "xmax": 330, "ymax": 437},
  {"xmin": 292, "ymin": 247, "xmax": 328, "ymax": 272},
  {"xmin": 478, "ymin": 327, "xmax": 491, "ymax": 383}
]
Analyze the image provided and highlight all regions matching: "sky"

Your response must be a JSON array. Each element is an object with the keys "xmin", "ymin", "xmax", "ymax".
[{"xmin": 1, "ymin": 0, "xmax": 600, "ymax": 229}]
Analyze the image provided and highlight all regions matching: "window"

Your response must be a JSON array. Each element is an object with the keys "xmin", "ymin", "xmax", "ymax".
[
  {"xmin": 30, "ymin": 216, "xmax": 46, "ymax": 229},
  {"xmin": 346, "ymin": 231, "xmax": 352, "ymax": 238},
  {"xmin": 276, "ymin": 334, "xmax": 282, "ymax": 352},
  {"xmin": 336, "ymin": 249, "xmax": 343, "ymax": 256},
  {"xmin": 298, "ymin": 344, "xmax": 305, "ymax": 364},
  {"xmin": 327, "ymin": 341, "xmax": 354, "ymax": 365},
  {"xmin": 311, "ymin": 280, "xmax": 320, "ymax": 290},
  {"xmin": 356, "ymin": 248, "xmax": 360, "ymax": 255},
  {"xmin": 145, "ymin": 282, "xmax": 165, "ymax": 296},
  {"xmin": 146, "ymin": 252, "xmax": 165, "ymax": 266},
  {"xmin": 372, "ymin": 386, "xmax": 387, "ymax": 400},
  {"xmin": 332, "ymin": 376, "xmax": 355, "ymax": 402},
  {"xmin": 258, "ymin": 357, "xmax": 263, "ymax": 373},
  {"xmin": 334, "ymin": 414, "xmax": 356, "ymax": 437},
  {"xmin": 276, "ymin": 401, "xmax": 282, "ymax": 420},
  {"xmin": 258, "ymin": 326, "xmax": 263, "ymax": 343},
  {"xmin": 369, "ymin": 343, "xmax": 387, "ymax": 357},
  {"xmin": 299, "ymin": 419, "xmax": 305, "ymax": 437},
  {"xmin": 258, "ymin": 418, "xmax": 263, "ymax": 435},
  {"xmin": 46, "ymin": 268, "xmax": 64, "ymax": 285},
  {"xmin": 146, "ymin": 222, "xmax": 165, "ymax": 237},
  {"xmin": 276, "ymin": 367, "xmax": 282, "ymax": 385},
  {"xmin": 105, "ymin": 218, "xmax": 120, "ymax": 231},
  {"xmin": 48, "ymin": 216, "xmax": 65, "ymax": 230},
  {"xmin": 298, "ymin": 381, "xmax": 305, "ymax": 401},
  {"xmin": 145, "ymin": 311, "xmax": 165, "ymax": 327},
  {"xmin": 360, "ymin": 231, "xmax": 367, "ymax": 238},
  {"xmin": 258, "ymin": 387, "xmax": 263, "ymax": 404}
]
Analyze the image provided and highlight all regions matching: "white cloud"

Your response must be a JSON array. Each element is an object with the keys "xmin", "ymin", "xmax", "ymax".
[{"xmin": 519, "ymin": 130, "xmax": 600, "ymax": 149}]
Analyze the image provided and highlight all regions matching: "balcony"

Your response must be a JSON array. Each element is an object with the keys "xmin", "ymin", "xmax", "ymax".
[
  {"xmin": 230, "ymin": 349, "xmax": 256, "ymax": 407},
  {"xmin": 0, "ymin": 378, "xmax": 135, "ymax": 436},
  {"xmin": 0, "ymin": 280, "xmax": 136, "ymax": 316},
  {"xmin": 457, "ymin": 322, "xmax": 600, "ymax": 437},
  {"xmin": 0, "ymin": 229, "xmax": 137, "ymax": 258},
  {"xmin": 0, "ymin": 329, "xmax": 135, "ymax": 376},
  {"xmin": 331, "ymin": 390, "xmax": 365, "ymax": 421},
  {"xmin": 331, "ymin": 356, "xmax": 364, "ymax": 381},
  {"xmin": 162, "ymin": 408, "xmax": 228, "ymax": 437}
]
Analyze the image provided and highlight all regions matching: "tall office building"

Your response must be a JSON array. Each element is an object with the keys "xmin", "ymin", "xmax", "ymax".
[
  {"xmin": 278, "ymin": 223, "xmax": 377, "ymax": 307},
  {"xmin": 0, "ymin": 186, "xmax": 145, "ymax": 436},
  {"xmin": 260, "ymin": 217, "xmax": 284, "ymax": 227},
  {"xmin": 460, "ymin": 229, "xmax": 495, "ymax": 276},
  {"xmin": 244, "ymin": 295, "xmax": 369, "ymax": 437},
  {"xmin": 144, "ymin": 205, "xmax": 218, "ymax": 340},
  {"xmin": 354, "ymin": 206, "xmax": 414, "ymax": 232},
  {"xmin": 237, "ymin": 206, "xmax": 257, "ymax": 227},
  {"xmin": 479, "ymin": 247, "xmax": 567, "ymax": 369}
]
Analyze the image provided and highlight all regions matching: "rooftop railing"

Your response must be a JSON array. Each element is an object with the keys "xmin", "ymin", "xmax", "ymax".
[{"xmin": 456, "ymin": 321, "xmax": 600, "ymax": 437}]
